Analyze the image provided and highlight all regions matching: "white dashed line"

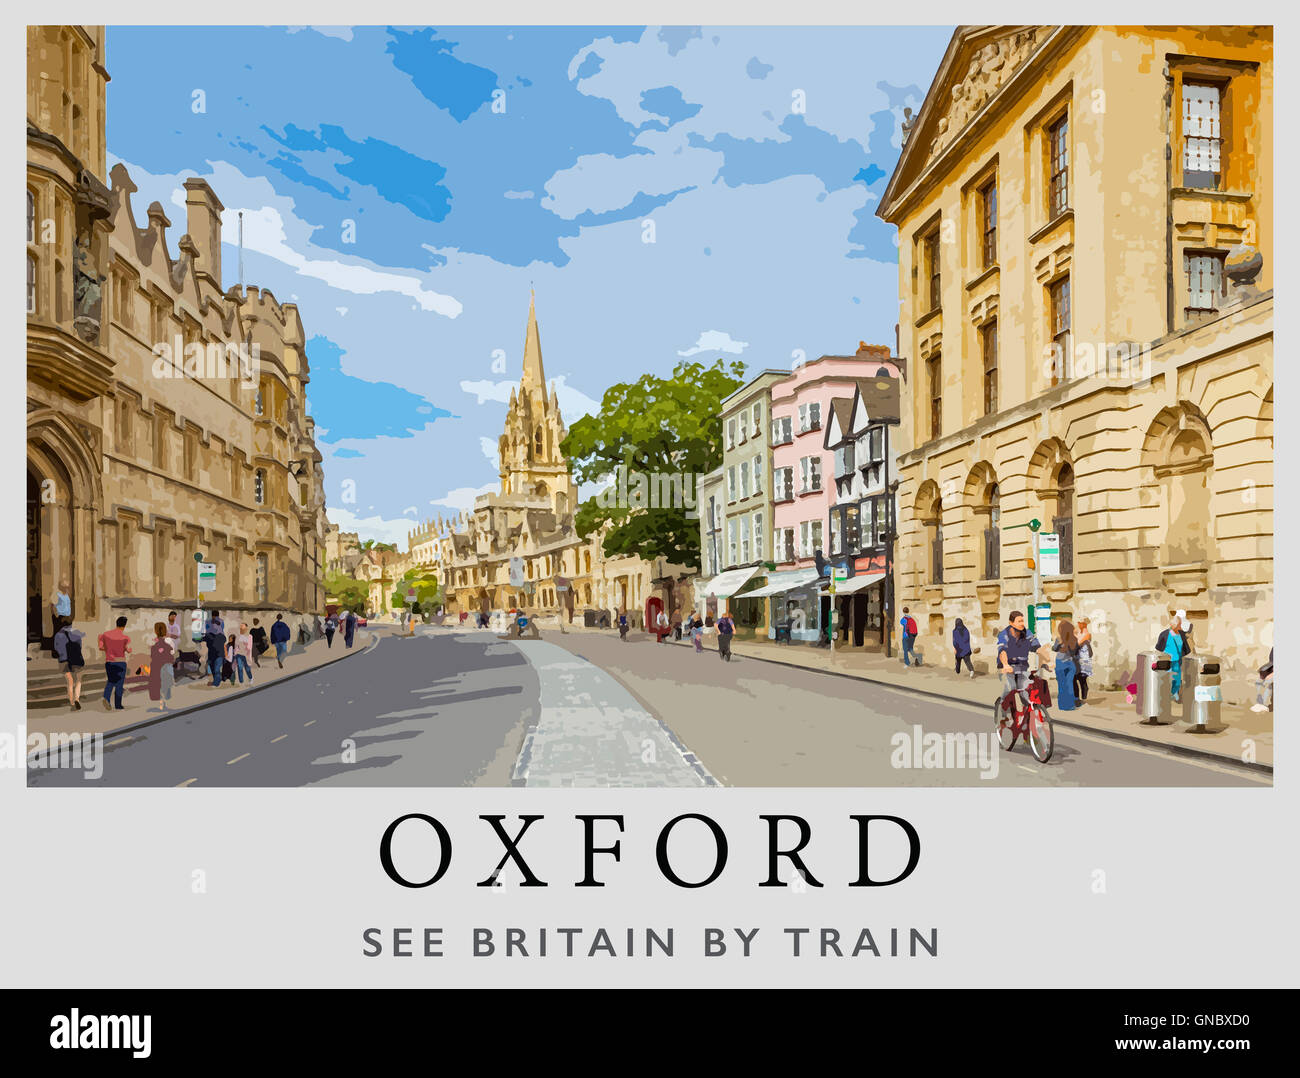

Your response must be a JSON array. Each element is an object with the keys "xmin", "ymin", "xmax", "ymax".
[{"xmin": 227, "ymin": 753, "xmax": 250, "ymax": 765}]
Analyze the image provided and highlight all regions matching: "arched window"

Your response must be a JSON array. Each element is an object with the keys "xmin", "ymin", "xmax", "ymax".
[
  {"xmin": 534, "ymin": 425, "xmax": 544, "ymax": 457},
  {"xmin": 1053, "ymin": 464, "xmax": 1074, "ymax": 574},
  {"xmin": 584, "ymin": 550, "xmax": 591, "ymax": 573},
  {"xmin": 1162, "ymin": 429, "xmax": 1212, "ymax": 566},
  {"xmin": 915, "ymin": 481, "xmax": 943, "ymax": 586},
  {"xmin": 984, "ymin": 483, "xmax": 1001, "ymax": 579}
]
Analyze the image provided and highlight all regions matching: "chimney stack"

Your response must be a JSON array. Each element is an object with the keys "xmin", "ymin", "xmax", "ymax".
[{"xmin": 183, "ymin": 177, "xmax": 225, "ymax": 287}]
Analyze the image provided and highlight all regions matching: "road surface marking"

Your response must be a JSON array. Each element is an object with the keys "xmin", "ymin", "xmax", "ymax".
[
  {"xmin": 303, "ymin": 720, "xmax": 316, "ymax": 727},
  {"xmin": 108, "ymin": 736, "xmax": 133, "ymax": 747},
  {"xmin": 270, "ymin": 734, "xmax": 287, "ymax": 743},
  {"xmin": 176, "ymin": 778, "xmax": 197, "ymax": 787},
  {"xmin": 1018, "ymin": 765, "xmax": 1036, "ymax": 773},
  {"xmin": 227, "ymin": 753, "xmax": 250, "ymax": 765}
]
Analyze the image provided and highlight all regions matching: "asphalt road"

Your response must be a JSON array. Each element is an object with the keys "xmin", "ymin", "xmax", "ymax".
[
  {"xmin": 538, "ymin": 628, "xmax": 1266, "ymax": 788},
  {"xmin": 27, "ymin": 626, "xmax": 1266, "ymax": 788}
]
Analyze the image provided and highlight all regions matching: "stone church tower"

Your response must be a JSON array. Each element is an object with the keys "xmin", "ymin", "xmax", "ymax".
[{"xmin": 498, "ymin": 292, "xmax": 575, "ymax": 518}]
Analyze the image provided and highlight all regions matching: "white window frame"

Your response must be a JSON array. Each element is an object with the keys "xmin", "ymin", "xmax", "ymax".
[
  {"xmin": 751, "ymin": 402, "xmax": 762, "ymax": 437},
  {"xmin": 740, "ymin": 516, "xmax": 751, "ymax": 563},
  {"xmin": 727, "ymin": 518, "xmax": 738, "ymax": 567},
  {"xmin": 751, "ymin": 454, "xmax": 763, "ymax": 494},
  {"xmin": 752, "ymin": 511, "xmax": 764, "ymax": 561},
  {"xmin": 726, "ymin": 417, "xmax": 737, "ymax": 449},
  {"xmin": 727, "ymin": 466, "xmax": 737, "ymax": 503},
  {"xmin": 740, "ymin": 460, "xmax": 750, "ymax": 500}
]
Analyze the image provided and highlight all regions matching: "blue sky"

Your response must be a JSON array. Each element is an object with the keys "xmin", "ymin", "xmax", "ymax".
[{"xmin": 105, "ymin": 24, "xmax": 952, "ymax": 543}]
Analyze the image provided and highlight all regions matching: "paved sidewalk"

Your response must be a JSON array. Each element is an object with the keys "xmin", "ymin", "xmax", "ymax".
[
  {"xmin": 27, "ymin": 629, "xmax": 377, "ymax": 747},
  {"xmin": 541, "ymin": 616, "xmax": 1272, "ymax": 771}
]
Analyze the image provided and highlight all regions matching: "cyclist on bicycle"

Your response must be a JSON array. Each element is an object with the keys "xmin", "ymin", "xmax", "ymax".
[{"xmin": 996, "ymin": 610, "xmax": 1042, "ymax": 707}]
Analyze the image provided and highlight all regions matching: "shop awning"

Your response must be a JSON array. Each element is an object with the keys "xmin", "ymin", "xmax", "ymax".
[
  {"xmin": 829, "ymin": 570, "xmax": 887, "ymax": 594},
  {"xmin": 700, "ymin": 565, "xmax": 762, "ymax": 598},
  {"xmin": 741, "ymin": 568, "xmax": 822, "ymax": 598}
]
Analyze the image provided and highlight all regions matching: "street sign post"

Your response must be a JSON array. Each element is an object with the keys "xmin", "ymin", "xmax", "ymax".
[
  {"xmin": 197, "ymin": 561, "xmax": 216, "ymax": 596},
  {"xmin": 1038, "ymin": 532, "xmax": 1061, "ymax": 577}
]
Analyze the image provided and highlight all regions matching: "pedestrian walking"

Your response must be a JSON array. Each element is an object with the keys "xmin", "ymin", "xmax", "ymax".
[
  {"xmin": 235, "ymin": 623, "xmax": 254, "ymax": 684},
  {"xmin": 618, "ymin": 609, "xmax": 629, "ymax": 642},
  {"xmin": 147, "ymin": 622, "xmax": 174, "ymax": 711},
  {"xmin": 952, "ymin": 617, "xmax": 975, "ymax": 677},
  {"xmin": 1052, "ymin": 618, "xmax": 1080, "ymax": 710},
  {"xmin": 270, "ymin": 613, "xmax": 292, "ymax": 667},
  {"xmin": 1155, "ymin": 611, "xmax": 1192, "ymax": 701},
  {"xmin": 165, "ymin": 610, "xmax": 182, "ymax": 668},
  {"xmin": 222, "ymin": 634, "xmax": 237, "ymax": 685},
  {"xmin": 716, "ymin": 609, "xmax": 735, "ymax": 661},
  {"xmin": 324, "ymin": 612, "xmax": 338, "ymax": 649},
  {"xmin": 1074, "ymin": 616, "xmax": 1094, "ymax": 705},
  {"xmin": 97, "ymin": 615, "xmax": 131, "ymax": 711},
  {"xmin": 204, "ymin": 608, "xmax": 226, "ymax": 687},
  {"xmin": 343, "ymin": 608, "xmax": 357, "ymax": 649},
  {"xmin": 899, "ymin": 606, "xmax": 920, "ymax": 667},
  {"xmin": 250, "ymin": 618, "xmax": 268, "ymax": 667},
  {"xmin": 655, "ymin": 607, "xmax": 670, "ymax": 644},
  {"xmin": 52, "ymin": 616, "xmax": 86, "ymax": 711}
]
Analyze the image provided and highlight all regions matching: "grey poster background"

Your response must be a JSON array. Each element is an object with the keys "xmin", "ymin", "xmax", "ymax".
[
  {"xmin": 4, "ymin": 2, "xmax": 1296, "ymax": 989},
  {"xmin": 2, "ymin": 788, "xmax": 1295, "ymax": 987}
]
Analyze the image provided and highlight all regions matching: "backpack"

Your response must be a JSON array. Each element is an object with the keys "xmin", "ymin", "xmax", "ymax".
[
  {"xmin": 62, "ymin": 634, "xmax": 84, "ymax": 668},
  {"xmin": 904, "ymin": 616, "xmax": 918, "ymax": 636}
]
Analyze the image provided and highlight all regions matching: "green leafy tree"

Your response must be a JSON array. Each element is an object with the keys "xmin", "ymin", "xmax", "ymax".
[
  {"xmin": 324, "ymin": 570, "xmax": 369, "ymax": 613},
  {"xmin": 561, "ymin": 358, "xmax": 745, "ymax": 566},
  {"xmin": 390, "ymin": 568, "xmax": 440, "ymax": 615}
]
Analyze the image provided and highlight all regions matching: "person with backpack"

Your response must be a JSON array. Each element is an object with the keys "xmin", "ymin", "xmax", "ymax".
[
  {"xmin": 899, "ymin": 606, "xmax": 920, "ymax": 667},
  {"xmin": 952, "ymin": 617, "xmax": 975, "ymax": 677},
  {"xmin": 716, "ymin": 608, "xmax": 736, "ymax": 662},
  {"xmin": 270, "ymin": 613, "xmax": 292, "ymax": 667},
  {"xmin": 204, "ymin": 609, "xmax": 226, "ymax": 687},
  {"xmin": 324, "ymin": 612, "xmax": 338, "ymax": 649},
  {"xmin": 618, "ymin": 609, "xmax": 629, "ymax": 642},
  {"xmin": 52, "ymin": 616, "xmax": 86, "ymax": 711}
]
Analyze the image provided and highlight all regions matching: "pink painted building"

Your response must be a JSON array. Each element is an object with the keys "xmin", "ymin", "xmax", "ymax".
[{"xmin": 769, "ymin": 343, "xmax": 904, "ymax": 643}]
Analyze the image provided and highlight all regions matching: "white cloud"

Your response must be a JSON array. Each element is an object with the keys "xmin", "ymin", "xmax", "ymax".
[
  {"xmin": 459, "ymin": 375, "xmax": 599, "ymax": 420},
  {"xmin": 480, "ymin": 436, "xmax": 501, "ymax": 469},
  {"xmin": 110, "ymin": 156, "xmax": 463, "ymax": 318},
  {"xmin": 430, "ymin": 484, "xmax": 497, "ymax": 511},
  {"xmin": 325, "ymin": 506, "xmax": 418, "ymax": 547},
  {"xmin": 503, "ymin": 190, "xmax": 536, "ymax": 199},
  {"xmin": 286, "ymin": 26, "xmax": 355, "ymax": 42},
  {"xmin": 459, "ymin": 379, "xmax": 513, "ymax": 405},
  {"xmin": 678, "ymin": 329, "xmax": 749, "ymax": 356}
]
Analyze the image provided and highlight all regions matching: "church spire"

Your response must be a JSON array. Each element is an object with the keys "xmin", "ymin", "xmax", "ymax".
[{"xmin": 522, "ymin": 289, "xmax": 545, "ymax": 392}]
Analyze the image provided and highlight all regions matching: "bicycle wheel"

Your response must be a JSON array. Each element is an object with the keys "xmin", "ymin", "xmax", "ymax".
[
  {"xmin": 994, "ymin": 697, "xmax": 1017, "ymax": 752},
  {"xmin": 1027, "ymin": 704, "xmax": 1054, "ymax": 762}
]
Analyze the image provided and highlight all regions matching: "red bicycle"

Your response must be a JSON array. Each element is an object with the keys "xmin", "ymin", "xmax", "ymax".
[{"xmin": 993, "ymin": 665, "xmax": 1055, "ymax": 762}]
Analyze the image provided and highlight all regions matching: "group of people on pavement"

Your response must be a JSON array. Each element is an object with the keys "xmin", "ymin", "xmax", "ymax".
[
  {"xmin": 44, "ymin": 586, "xmax": 360, "ymax": 713},
  {"xmin": 992, "ymin": 610, "xmax": 1093, "ymax": 712}
]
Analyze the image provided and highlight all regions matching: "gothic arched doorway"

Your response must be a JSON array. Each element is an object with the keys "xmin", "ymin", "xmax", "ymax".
[{"xmin": 27, "ymin": 410, "xmax": 101, "ymax": 649}]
